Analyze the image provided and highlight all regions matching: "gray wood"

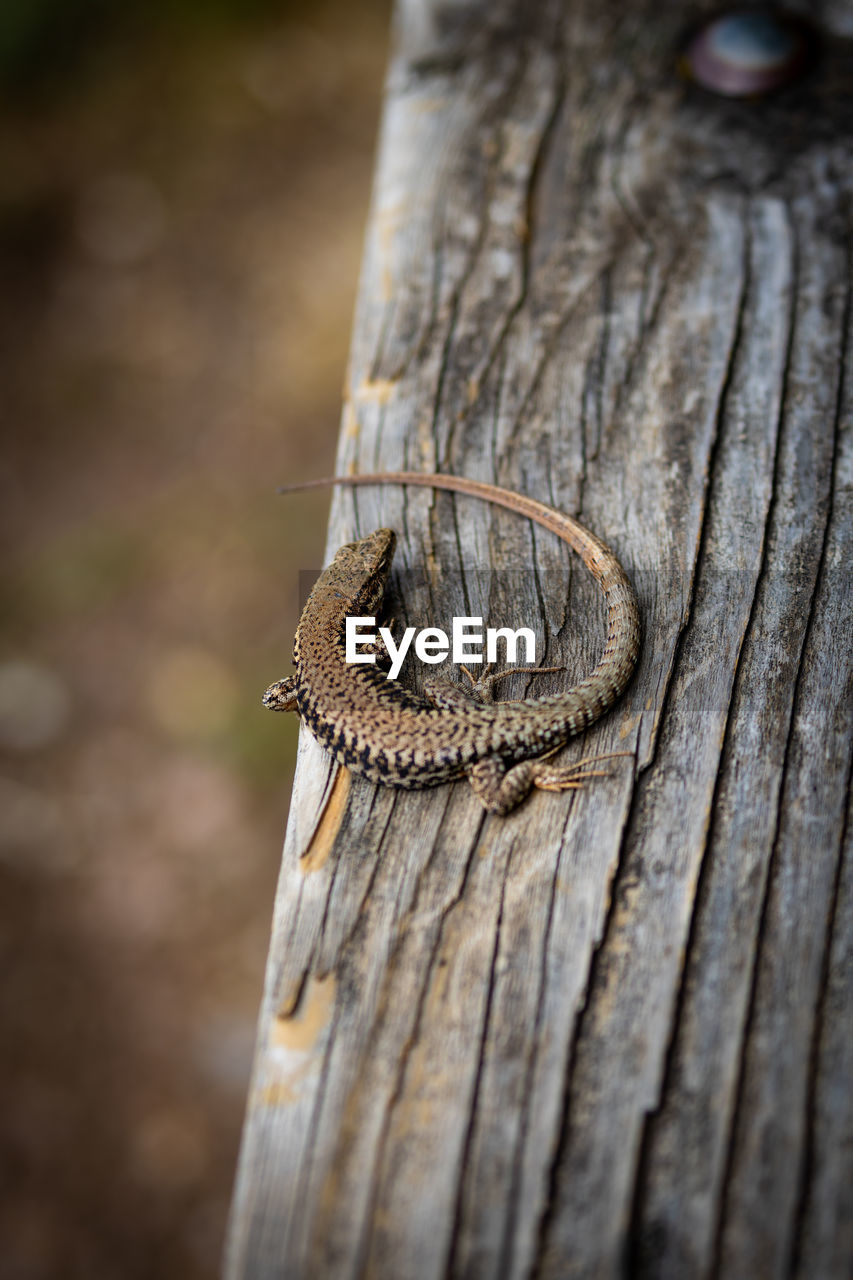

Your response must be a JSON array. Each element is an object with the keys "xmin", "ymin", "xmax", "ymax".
[{"xmin": 225, "ymin": 2, "xmax": 853, "ymax": 1276}]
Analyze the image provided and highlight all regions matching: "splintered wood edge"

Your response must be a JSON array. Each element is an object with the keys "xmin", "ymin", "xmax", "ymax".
[{"xmin": 299, "ymin": 767, "xmax": 351, "ymax": 875}]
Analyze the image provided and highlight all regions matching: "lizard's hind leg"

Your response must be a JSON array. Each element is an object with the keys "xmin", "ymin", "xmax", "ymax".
[{"xmin": 468, "ymin": 752, "xmax": 633, "ymax": 814}]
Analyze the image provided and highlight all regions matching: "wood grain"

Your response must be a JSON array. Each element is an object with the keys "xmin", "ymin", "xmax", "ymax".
[{"xmin": 226, "ymin": 2, "xmax": 853, "ymax": 1276}]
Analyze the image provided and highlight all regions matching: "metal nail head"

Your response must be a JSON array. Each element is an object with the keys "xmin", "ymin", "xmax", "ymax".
[{"xmin": 682, "ymin": 8, "xmax": 816, "ymax": 97}]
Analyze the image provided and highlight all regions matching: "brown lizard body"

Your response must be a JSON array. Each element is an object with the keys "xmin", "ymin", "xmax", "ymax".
[{"xmin": 263, "ymin": 472, "xmax": 641, "ymax": 813}]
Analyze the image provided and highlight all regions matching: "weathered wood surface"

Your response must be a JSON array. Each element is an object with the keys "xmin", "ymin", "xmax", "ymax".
[{"xmin": 226, "ymin": 2, "xmax": 853, "ymax": 1276}]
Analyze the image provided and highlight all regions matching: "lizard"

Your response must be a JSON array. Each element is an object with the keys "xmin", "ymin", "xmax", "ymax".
[{"xmin": 262, "ymin": 472, "xmax": 641, "ymax": 814}]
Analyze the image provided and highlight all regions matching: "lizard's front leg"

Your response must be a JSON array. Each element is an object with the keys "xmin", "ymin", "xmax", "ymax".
[
  {"xmin": 359, "ymin": 615, "xmax": 397, "ymax": 667},
  {"xmin": 468, "ymin": 752, "xmax": 632, "ymax": 814},
  {"xmin": 459, "ymin": 663, "xmax": 565, "ymax": 704}
]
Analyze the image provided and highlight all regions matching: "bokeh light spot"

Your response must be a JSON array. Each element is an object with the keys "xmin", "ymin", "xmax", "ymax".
[
  {"xmin": 0, "ymin": 659, "xmax": 72, "ymax": 750},
  {"xmin": 75, "ymin": 172, "xmax": 167, "ymax": 267}
]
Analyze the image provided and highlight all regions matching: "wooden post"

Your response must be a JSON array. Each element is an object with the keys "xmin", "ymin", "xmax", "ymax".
[{"xmin": 225, "ymin": 2, "xmax": 852, "ymax": 1275}]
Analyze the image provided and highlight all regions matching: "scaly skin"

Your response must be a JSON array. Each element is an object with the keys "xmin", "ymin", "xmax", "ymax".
[{"xmin": 263, "ymin": 473, "xmax": 641, "ymax": 813}]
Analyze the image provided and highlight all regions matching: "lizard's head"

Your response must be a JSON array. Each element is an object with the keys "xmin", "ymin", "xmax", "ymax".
[{"xmin": 328, "ymin": 527, "xmax": 397, "ymax": 614}]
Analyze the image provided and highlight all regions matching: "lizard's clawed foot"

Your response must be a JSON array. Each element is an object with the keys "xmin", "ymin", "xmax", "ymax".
[
  {"xmin": 468, "ymin": 750, "xmax": 633, "ymax": 813},
  {"xmin": 425, "ymin": 663, "xmax": 566, "ymax": 710},
  {"xmin": 530, "ymin": 750, "xmax": 634, "ymax": 791},
  {"xmin": 459, "ymin": 662, "xmax": 566, "ymax": 704}
]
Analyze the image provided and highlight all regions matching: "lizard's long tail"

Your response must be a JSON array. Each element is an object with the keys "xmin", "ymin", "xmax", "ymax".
[{"xmin": 277, "ymin": 471, "xmax": 642, "ymax": 729}]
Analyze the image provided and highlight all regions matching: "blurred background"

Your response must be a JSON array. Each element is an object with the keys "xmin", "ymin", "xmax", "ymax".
[{"xmin": 0, "ymin": 1, "xmax": 390, "ymax": 1275}]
